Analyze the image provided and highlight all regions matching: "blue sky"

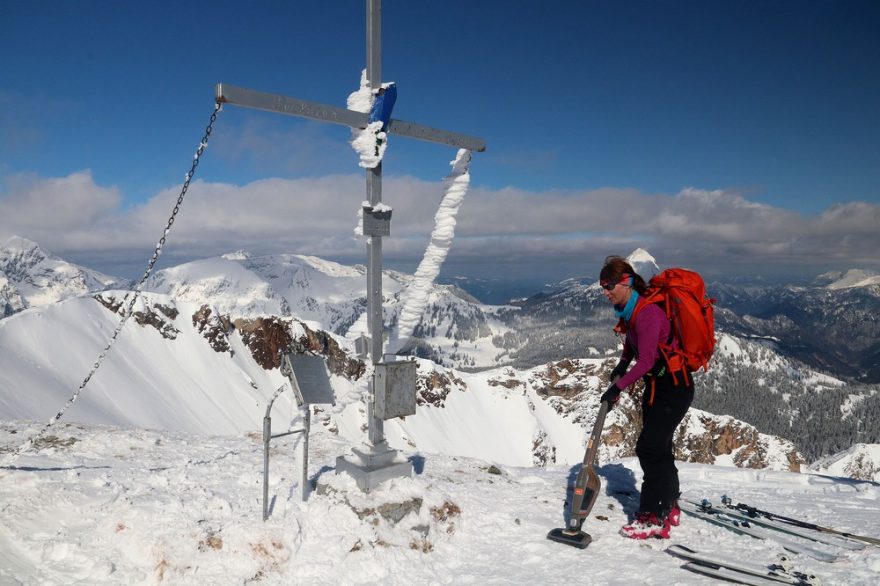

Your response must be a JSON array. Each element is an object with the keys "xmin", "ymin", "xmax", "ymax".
[{"xmin": 2, "ymin": 1, "xmax": 879, "ymax": 282}]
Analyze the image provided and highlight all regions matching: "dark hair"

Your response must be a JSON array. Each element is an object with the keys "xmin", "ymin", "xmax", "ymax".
[{"xmin": 599, "ymin": 255, "xmax": 648, "ymax": 295}]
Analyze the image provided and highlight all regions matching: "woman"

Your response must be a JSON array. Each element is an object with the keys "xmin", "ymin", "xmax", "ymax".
[{"xmin": 598, "ymin": 256, "xmax": 693, "ymax": 539}]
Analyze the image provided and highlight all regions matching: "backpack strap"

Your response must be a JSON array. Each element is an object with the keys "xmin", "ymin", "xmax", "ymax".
[
  {"xmin": 635, "ymin": 294, "xmax": 690, "ymax": 386},
  {"xmin": 629, "ymin": 295, "xmax": 652, "ymax": 324},
  {"xmin": 658, "ymin": 345, "xmax": 690, "ymax": 387}
]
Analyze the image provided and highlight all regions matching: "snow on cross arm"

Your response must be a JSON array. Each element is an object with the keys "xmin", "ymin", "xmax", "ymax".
[{"xmin": 388, "ymin": 148, "xmax": 472, "ymax": 353}]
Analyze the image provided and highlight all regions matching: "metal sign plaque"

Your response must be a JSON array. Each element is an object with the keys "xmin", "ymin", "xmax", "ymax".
[
  {"xmin": 362, "ymin": 205, "xmax": 392, "ymax": 237},
  {"xmin": 283, "ymin": 353, "xmax": 336, "ymax": 406}
]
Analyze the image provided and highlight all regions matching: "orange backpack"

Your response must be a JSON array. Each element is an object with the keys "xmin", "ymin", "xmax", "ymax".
[{"xmin": 624, "ymin": 268, "xmax": 717, "ymax": 385}]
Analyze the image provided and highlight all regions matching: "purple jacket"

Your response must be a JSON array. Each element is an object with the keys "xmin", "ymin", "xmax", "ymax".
[{"xmin": 615, "ymin": 303, "xmax": 670, "ymax": 390}]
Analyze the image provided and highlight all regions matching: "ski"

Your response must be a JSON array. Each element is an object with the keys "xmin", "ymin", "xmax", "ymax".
[
  {"xmin": 681, "ymin": 562, "xmax": 812, "ymax": 586},
  {"xmin": 680, "ymin": 500, "xmax": 841, "ymax": 562},
  {"xmin": 667, "ymin": 544, "xmax": 822, "ymax": 585},
  {"xmin": 708, "ymin": 498, "xmax": 865, "ymax": 551},
  {"xmin": 721, "ymin": 495, "xmax": 880, "ymax": 547}
]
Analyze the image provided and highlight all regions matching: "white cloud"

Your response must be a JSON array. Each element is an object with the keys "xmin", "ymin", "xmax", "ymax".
[
  {"xmin": 0, "ymin": 170, "xmax": 122, "ymax": 234},
  {"xmin": 1, "ymin": 170, "xmax": 878, "ymax": 278}
]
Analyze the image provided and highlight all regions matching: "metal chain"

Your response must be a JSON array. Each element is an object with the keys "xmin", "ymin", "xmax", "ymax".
[{"xmin": 2, "ymin": 103, "xmax": 223, "ymax": 468}]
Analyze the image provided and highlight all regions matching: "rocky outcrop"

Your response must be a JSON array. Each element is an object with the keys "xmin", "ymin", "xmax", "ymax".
[
  {"xmin": 94, "ymin": 293, "xmax": 124, "ymax": 314},
  {"xmin": 95, "ymin": 294, "xmax": 180, "ymax": 340},
  {"xmin": 289, "ymin": 322, "xmax": 366, "ymax": 380},
  {"xmin": 534, "ymin": 359, "xmax": 599, "ymax": 399},
  {"xmin": 231, "ymin": 316, "xmax": 365, "ymax": 380},
  {"xmin": 132, "ymin": 303, "xmax": 180, "ymax": 340},
  {"xmin": 529, "ymin": 358, "xmax": 804, "ymax": 472},
  {"xmin": 675, "ymin": 411, "xmax": 803, "ymax": 471},
  {"xmin": 529, "ymin": 359, "xmax": 606, "ymax": 427},
  {"xmin": 193, "ymin": 305, "xmax": 233, "ymax": 354},
  {"xmin": 233, "ymin": 317, "xmax": 293, "ymax": 370},
  {"xmin": 1, "ymin": 275, "xmax": 26, "ymax": 317},
  {"xmin": 487, "ymin": 368, "xmax": 523, "ymax": 390},
  {"xmin": 597, "ymin": 398, "xmax": 804, "ymax": 472},
  {"xmin": 416, "ymin": 369, "xmax": 467, "ymax": 408}
]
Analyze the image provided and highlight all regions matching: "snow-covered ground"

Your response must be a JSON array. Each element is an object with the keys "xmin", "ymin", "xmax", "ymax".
[{"xmin": 1, "ymin": 420, "xmax": 878, "ymax": 585}]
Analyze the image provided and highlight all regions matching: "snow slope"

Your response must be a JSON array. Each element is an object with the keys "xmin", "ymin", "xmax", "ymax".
[
  {"xmin": 0, "ymin": 293, "xmax": 299, "ymax": 435},
  {"xmin": 1, "ymin": 420, "xmax": 878, "ymax": 585}
]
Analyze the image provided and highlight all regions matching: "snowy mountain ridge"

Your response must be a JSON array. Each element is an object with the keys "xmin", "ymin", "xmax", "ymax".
[
  {"xmin": 818, "ymin": 268, "xmax": 880, "ymax": 290},
  {"xmin": 0, "ymin": 289, "xmax": 801, "ymax": 473},
  {"xmin": 0, "ymin": 236, "xmax": 876, "ymax": 475},
  {"xmin": 141, "ymin": 249, "xmax": 515, "ymax": 371},
  {"xmin": 0, "ymin": 236, "xmax": 124, "ymax": 315}
]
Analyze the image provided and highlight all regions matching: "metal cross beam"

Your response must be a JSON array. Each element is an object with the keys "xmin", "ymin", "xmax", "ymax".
[
  {"xmin": 216, "ymin": 0, "xmax": 484, "ymax": 491},
  {"xmin": 215, "ymin": 83, "xmax": 486, "ymax": 152}
]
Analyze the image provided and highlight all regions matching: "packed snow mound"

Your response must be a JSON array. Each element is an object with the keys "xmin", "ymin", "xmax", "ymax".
[
  {"xmin": 0, "ymin": 420, "xmax": 878, "ymax": 585},
  {"xmin": 810, "ymin": 443, "xmax": 880, "ymax": 482}
]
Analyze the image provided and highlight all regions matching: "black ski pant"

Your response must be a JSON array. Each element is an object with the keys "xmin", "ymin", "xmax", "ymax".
[{"xmin": 635, "ymin": 372, "xmax": 694, "ymax": 517}]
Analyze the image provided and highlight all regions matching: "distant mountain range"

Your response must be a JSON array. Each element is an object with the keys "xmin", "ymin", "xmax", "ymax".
[
  {"xmin": 0, "ymin": 236, "xmax": 126, "ymax": 316},
  {"xmin": 1, "ymin": 236, "xmax": 878, "ymax": 478},
  {"xmin": 709, "ymin": 274, "xmax": 880, "ymax": 382},
  {"xmin": 493, "ymin": 268, "xmax": 880, "ymax": 384}
]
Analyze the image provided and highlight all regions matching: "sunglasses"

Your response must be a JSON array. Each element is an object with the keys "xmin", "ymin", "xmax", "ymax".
[{"xmin": 600, "ymin": 275, "xmax": 631, "ymax": 291}]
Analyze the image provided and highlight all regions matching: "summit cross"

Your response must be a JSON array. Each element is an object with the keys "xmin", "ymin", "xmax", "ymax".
[{"xmin": 215, "ymin": 0, "xmax": 485, "ymax": 490}]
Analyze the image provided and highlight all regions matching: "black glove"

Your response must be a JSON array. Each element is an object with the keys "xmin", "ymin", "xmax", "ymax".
[
  {"xmin": 601, "ymin": 383, "xmax": 622, "ymax": 409},
  {"xmin": 610, "ymin": 362, "xmax": 628, "ymax": 383}
]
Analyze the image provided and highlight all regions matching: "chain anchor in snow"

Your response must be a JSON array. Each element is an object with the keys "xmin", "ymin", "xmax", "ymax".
[{"xmin": 1, "ymin": 103, "xmax": 223, "ymax": 469}]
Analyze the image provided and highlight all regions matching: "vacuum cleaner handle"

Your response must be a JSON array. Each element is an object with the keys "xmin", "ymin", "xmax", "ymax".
[{"xmin": 582, "ymin": 401, "xmax": 609, "ymax": 466}]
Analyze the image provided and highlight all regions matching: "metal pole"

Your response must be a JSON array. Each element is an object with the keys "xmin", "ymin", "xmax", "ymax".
[
  {"xmin": 366, "ymin": 0, "xmax": 385, "ymax": 448},
  {"xmin": 262, "ymin": 415, "xmax": 271, "ymax": 521},
  {"xmin": 302, "ymin": 408, "xmax": 311, "ymax": 501}
]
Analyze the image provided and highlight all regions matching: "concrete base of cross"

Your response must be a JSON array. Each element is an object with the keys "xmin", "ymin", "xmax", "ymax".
[{"xmin": 335, "ymin": 442, "xmax": 413, "ymax": 491}]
